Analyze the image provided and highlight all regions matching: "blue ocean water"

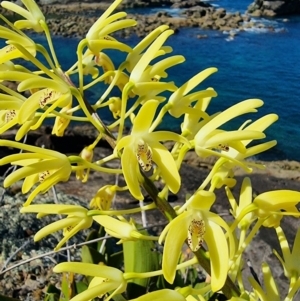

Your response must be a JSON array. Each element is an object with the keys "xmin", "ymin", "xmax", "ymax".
[{"xmin": 4, "ymin": 0, "xmax": 300, "ymax": 161}]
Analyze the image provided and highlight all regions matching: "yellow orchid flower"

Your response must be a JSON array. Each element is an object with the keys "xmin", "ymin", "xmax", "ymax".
[
  {"xmin": 194, "ymin": 99, "xmax": 266, "ymax": 158},
  {"xmin": 243, "ymin": 190, "xmax": 300, "ymax": 228},
  {"xmin": 0, "ymin": 70, "xmax": 74, "ymax": 131},
  {"xmin": 53, "ymin": 262, "xmax": 127, "ymax": 301},
  {"xmin": 129, "ymin": 289, "xmax": 186, "ymax": 301},
  {"xmin": 81, "ymin": 49, "xmax": 99, "ymax": 79},
  {"xmin": 90, "ymin": 185, "xmax": 117, "ymax": 210},
  {"xmin": 0, "ymin": 26, "xmax": 36, "ymax": 63},
  {"xmin": 85, "ymin": 0, "xmax": 136, "ymax": 54},
  {"xmin": 159, "ymin": 190, "xmax": 233, "ymax": 292},
  {"xmin": 20, "ymin": 204, "xmax": 93, "ymax": 250},
  {"xmin": 76, "ymin": 145, "xmax": 94, "ymax": 183},
  {"xmin": 274, "ymin": 226, "xmax": 300, "ymax": 282},
  {"xmin": 95, "ymin": 51, "xmax": 115, "ymax": 77},
  {"xmin": 0, "ymin": 90, "xmax": 38, "ymax": 140},
  {"xmin": 180, "ymin": 88, "xmax": 216, "ymax": 139},
  {"xmin": 0, "ymin": 140, "xmax": 72, "ymax": 206},
  {"xmin": 227, "ymin": 177, "xmax": 256, "ymax": 230},
  {"xmin": 166, "ymin": 68, "xmax": 218, "ymax": 118},
  {"xmin": 75, "ymin": 135, "xmax": 102, "ymax": 182},
  {"xmin": 208, "ymin": 114, "xmax": 278, "ymax": 190},
  {"xmin": 108, "ymin": 97, "xmax": 122, "ymax": 119},
  {"xmin": 123, "ymin": 28, "xmax": 180, "ymax": 98},
  {"xmin": 51, "ymin": 100, "xmax": 73, "ymax": 137},
  {"xmin": 124, "ymin": 25, "xmax": 172, "ymax": 73},
  {"xmin": 115, "ymin": 100, "xmax": 188, "ymax": 200},
  {"xmin": 0, "ymin": 87, "xmax": 27, "ymax": 135},
  {"xmin": 93, "ymin": 216, "xmax": 157, "ymax": 243},
  {"xmin": 18, "ymin": 78, "xmax": 72, "ymax": 127},
  {"xmin": 1, "ymin": 0, "xmax": 45, "ymax": 32},
  {"xmin": 248, "ymin": 263, "xmax": 280, "ymax": 301}
]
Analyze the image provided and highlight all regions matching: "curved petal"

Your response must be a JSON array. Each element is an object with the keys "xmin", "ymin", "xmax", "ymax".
[
  {"xmin": 148, "ymin": 131, "xmax": 189, "ymax": 145},
  {"xmin": 205, "ymin": 219, "xmax": 229, "ymax": 292},
  {"xmin": 129, "ymin": 289, "xmax": 186, "ymax": 301},
  {"xmin": 131, "ymin": 29, "xmax": 174, "ymax": 82},
  {"xmin": 93, "ymin": 215, "xmax": 134, "ymax": 239},
  {"xmin": 121, "ymin": 146, "xmax": 143, "ymax": 200},
  {"xmin": 3, "ymin": 159, "xmax": 62, "ymax": 187},
  {"xmin": 243, "ymin": 113, "xmax": 278, "ymax": 146},
  {"xmin": 99, "ymin": 19, "xmax": 137, "ymax": 37},
  {"xmin": 133, "ymin": 81, "xmax": 177, "ymax": 96},
  {"xmin": 22, "ymin": 173, "xmax": 39, "ymax": 193},
  {"xmin": 150, "ymin": 55, "xmax": 185, "ymax": 78},
  {"xmin": 162, "ymin": 212, "xmax": 190, "ymax": 283},
  {"xmin": 254, "ymin": 190, "xmax": 300, "ymax": 213},
  {"xmin": 125, "ymin": 25, "xmax": 169, "ymax": 72},
  {"xmin": 116, "ymin": 135, "xmax": 133, "ymax": 151},
  {"xmin": 1, "ymin": 1, "xmax": 32, "ymax": 19},
  {"xmin": 87, "ymin": 0, "xmax": 123, "ymax": 38},
  {"xmin": 88, "ymin": 39, "xmax": 132, "ymax": 54},
  {"xmin": 54, "ymin": 262, "xmax": 123, "ymax": 280},
  {"xmin": 168, "ymin": 67, "xmax": 218, "ymax": 106},
  {"xmin": 133, "ymin": 100, "xmax": 159, "ymax": 133},
  {"xmin": 195, "ymin": 99, "xmax": 264, "ymax": 142},
  {"xmin": 34, "ymin": 217, "xmax": 78, "ymax": 241},
  {"xmin": 55, "ymin": 218, "xmax": 93, "ymax": 250},
  {"xmin": 205, "ymin": 130, "xmax": 265, "ymax": 149},
  {"xmin": 151, "ymin": 141, "xmax": 180, "ymax": 194},
  {"xmin": 20, "ymin": 204, "xmax": 86, "ymax": 214}
]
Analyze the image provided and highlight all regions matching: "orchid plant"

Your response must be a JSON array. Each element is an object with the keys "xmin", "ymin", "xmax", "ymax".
[{"xmin": 0, "ymin": 0, "xmax": 300, "ymax": 300}]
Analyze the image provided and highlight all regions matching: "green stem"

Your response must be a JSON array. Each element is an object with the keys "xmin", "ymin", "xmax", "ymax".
[
  {"xmin": 88, "ymin": 202, "xmax": 156, "ymax": 216},
  {"xmin": 124, "ymin": 257, "xmax": 198, "ymax": 280}
]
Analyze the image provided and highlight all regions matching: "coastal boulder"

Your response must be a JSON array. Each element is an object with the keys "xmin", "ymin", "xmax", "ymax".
[
  {"xmin": 248, "ymin": 0, "xmax": 300, "ymax": 16},
  {"xmin": 171, "ymin": 0, "xmax": 212, "ymax": 9}
]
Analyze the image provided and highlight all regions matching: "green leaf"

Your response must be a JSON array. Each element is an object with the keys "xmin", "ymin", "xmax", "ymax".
[
  {"xmin": 46, "ymin": 284, "xmax": 61, "ymax": 295},
  {"xmin": 75, "ymin": 281, "xmax": 88, "ymax": 294},
  {"xmin": 85, "ymin": 229, "xmax": 101, "ymax": 251},
  {"xmin": 60, "ymin": 273, "xmax": 70, "ymax": 301},
  {"xmin": 123, "ymin": 229, "xmax": 159, "ymax": 298},
  {"xmin": 81, "ymin": 245, "xmax": 105, "ymax": 264},
  {"xmin": 0, "ymin": 294, "xmax": 21, "ymax": 301}
]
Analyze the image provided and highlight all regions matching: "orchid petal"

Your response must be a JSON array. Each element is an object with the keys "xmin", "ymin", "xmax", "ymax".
[{"xmin": 151, "ymin": 141, "xmax": 180, "ymax": 194}]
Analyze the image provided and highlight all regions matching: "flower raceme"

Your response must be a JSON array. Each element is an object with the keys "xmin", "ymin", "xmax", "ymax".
[
  {"xmin": 0, "ymin": 0, "xmax": 292, "ymax": 299},
  {"xmin": 115, "ymin": 99, "xmax": 189, "ymax": 200},
  {"xmin": 0, "ymin": 140, "xmax": 72, "ymax": 206}
]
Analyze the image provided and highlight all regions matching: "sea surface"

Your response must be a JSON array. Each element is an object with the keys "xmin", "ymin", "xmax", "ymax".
[{"xmin": 5, "ymin": 0, "xmax": 300, "ymax": 161}]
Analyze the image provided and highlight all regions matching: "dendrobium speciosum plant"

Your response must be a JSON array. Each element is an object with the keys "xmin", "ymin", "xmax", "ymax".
[{"xmin": 0, "ymin": 0, "xmax": 299, "ymax": 300}]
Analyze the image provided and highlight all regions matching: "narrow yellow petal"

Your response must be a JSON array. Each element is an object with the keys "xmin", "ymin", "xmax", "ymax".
[
  {"xmin": 162, "ymin": 212, "xmax": 190, "ymax": 283},
  {"xmin": 122, "ymin": 146, "xmax": 143, "ymax": 200},
  {"xmin": 131, "ymin": 29, "xmax": 174, "ymax": 83},
  {"xmin": 34, "ymin": 217, "xmax": 77, "ymax": 241},
  {"xmin": 1, "ymin": 1, "xmax": 32, "ymax": 19},
  {"xmin": 151, "ymin": 141, "xmax": 180, "ymax": 194},
  {"xmin": 205, "ymin": 220, "xmax": 228, "ymax": 292},
  {"xmin": 54, "ymin": 262, "xmax": 123, "ymax": 280},
  {"xmin": 133, "ymin": 100, "xmax": 159, "ymax": 134}
]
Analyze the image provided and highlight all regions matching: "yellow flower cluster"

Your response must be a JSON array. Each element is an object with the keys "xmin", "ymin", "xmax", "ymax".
[{"xmin": 0, "ymin": 0, "xmax": 299, "ymax": 300}]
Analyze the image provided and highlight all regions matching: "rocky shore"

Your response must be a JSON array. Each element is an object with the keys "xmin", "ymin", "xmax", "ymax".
[
  {"xmin": 0, "ymin": 0, "xmax": 284, "ymax": 39},
  {"xmin": 248, "ymin": 0, "xmax": 300, "ymax": 17}
]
